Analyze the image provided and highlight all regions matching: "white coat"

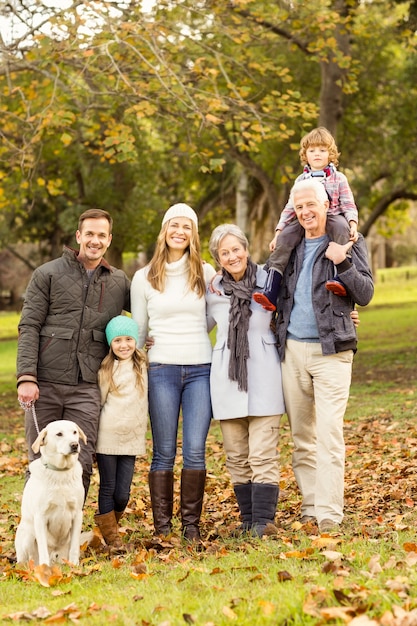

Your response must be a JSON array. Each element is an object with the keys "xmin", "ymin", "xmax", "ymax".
[{"xmin": 206, "ymin": 266, "xmax": 286, "ymax": 421}]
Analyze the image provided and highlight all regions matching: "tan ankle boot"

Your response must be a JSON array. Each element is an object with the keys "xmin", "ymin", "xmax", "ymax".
[{"xmin": 94, "ymin": 511, "xmax": 126, "ymax": 554}]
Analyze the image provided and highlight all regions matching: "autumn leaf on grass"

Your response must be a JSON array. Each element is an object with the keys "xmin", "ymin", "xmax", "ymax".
[
  {"xmin": 43, "ymin": 603, "xmax": 82, "ymax": 623},
  {"xmin": 405, "ymin": 551, "xmax": 417, "ymax": 566},
  {"xmin": 320, "ymin": 606, "xmax": 356, "ymax": 622},
  {"xmin": 51, "ymin": 589, "xmax": 71, "ymax": 597},
  {"xmin": 4, "ymin": 607, "xmax": 51, "ymax": 621},
  {"xmin": 259, "ymin": 600, "xmax": 275, "ymax": 616},
  {"xmin": 389, "ymin": 606, "xmax": 417, "ymax": 623},
  {"xmin": 222, "ymin": 605, "xmax": 238, "ymax": 620},
  {"xmin": 130, "ymin": 562, "xmax": 148, "ymax": 580},
  {"xmin": 385, "ymin": 576, "xmax": 410, "ymax": 597},
  {"xmin": 368, "ymin": 554, "xmax": 383, "ymax": 575},
  {"xmin": 249, "ymin": 573, "xmax": 264, "ymax": 582},
  {"xmin": 303, "ymin": 586, "xmax": 332, "ymax": 617},
  {"xmin": 312, "ymin": 536, "xmax": 342, "ymax": 549},
  {"xmin": 349, "ymin": 616, "xmax": 379, "ymax": 625},
  {"xmin": 33, "ymin": 563, "xmax": 66, "ymax": 587},
  {"xmin": 280, "ymin": 548, "xmax": 314, "ymax": 559},
  {"xmin": 277, "ymin": 570, "xmax": 293, "ymax": 581},
  {"xmin": 302, "ymin": 597, "xmax": 321, "ymax": 618},
  {"xmin": 322, "ymin": 550, "xmax": 343, "ymax": 561}
]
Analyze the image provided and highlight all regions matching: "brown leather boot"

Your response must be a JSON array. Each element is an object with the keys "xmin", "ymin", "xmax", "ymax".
[
  {"xmin": 180, "ymin": 469, "xmax": 206, "ymax": 542},
  {"xmin": 94, "ymin": 511, "xmax": 126, "ymax": 554},
  {"xmin": 114, "ymin": 510, "xmax": 124, "ymax": 524},
  {"xmin": 148, "ymin": 470, "xmax": 174, "ymax": 536}
]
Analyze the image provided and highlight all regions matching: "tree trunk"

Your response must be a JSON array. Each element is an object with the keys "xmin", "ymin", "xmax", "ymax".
[
  {"xmin": 318, "ymin": 0, "xmax": 351, "ymax": 136},
  {"xmin": 235, "ymin": 166, "xmax": 249, "ymax": 234}
]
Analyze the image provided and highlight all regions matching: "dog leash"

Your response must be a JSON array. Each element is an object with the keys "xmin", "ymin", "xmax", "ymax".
[{"xmin": 18, "ymin": 399, "xmax": 40, "ymax": 436}]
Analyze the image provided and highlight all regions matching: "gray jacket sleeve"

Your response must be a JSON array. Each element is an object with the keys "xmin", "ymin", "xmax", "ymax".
[{"xmin": 335, "ymin": 234, "xmax": 374, "ymax": 307}]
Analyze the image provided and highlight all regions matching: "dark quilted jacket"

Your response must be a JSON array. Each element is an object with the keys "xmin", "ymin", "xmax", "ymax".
[
  {"xmin": 276, "ymin": 233, "xmax": 374, "ymax": 358},
  {"xmin": 17, "ymin": 247, "xmax": 131, "ymax": 385}
]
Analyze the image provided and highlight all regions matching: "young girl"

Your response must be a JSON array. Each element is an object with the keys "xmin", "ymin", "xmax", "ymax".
[
  {"xmin": 254, "ymin": 127, "xmax": 359, "ymax": 310},
  {"xmin": 94, "ymin": 315, "xmax": 148, "ymax": 553},
  {"xmin": 131, "ymin": 203, "xmax": 216, "ymax": 542}
]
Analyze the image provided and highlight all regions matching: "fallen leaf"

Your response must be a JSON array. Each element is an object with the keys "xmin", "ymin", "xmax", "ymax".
[{"xmin": 222, "ymin": 606, "xmax": 238, "ymax": 620}]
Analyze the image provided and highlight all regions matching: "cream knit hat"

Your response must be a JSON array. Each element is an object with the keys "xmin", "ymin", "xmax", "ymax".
[{"xmin": 162, "ymin": 203, "xmax": 198, "ymax": 228}]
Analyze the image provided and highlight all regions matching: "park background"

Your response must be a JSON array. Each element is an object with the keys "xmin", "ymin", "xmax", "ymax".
[{"xmin": 1, "ymin": 0, "xmax": 417, "ymax": 624}]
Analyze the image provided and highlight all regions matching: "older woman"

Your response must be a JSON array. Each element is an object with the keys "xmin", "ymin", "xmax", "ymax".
[{"xmin": 206, "ymin": 224, "xmax": 285, "ymax": 537}]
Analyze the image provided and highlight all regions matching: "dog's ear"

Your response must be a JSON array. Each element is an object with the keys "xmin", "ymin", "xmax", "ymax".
[
  {"xmin": 77, "ymin": 426, "xmax": 88, "ymax": 445},
  {"xmin": 32, "ymin": 428, "xmax": 48, "ymax": 453}
]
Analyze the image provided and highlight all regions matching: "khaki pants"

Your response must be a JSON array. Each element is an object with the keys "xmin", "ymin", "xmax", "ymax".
[
  {"xmin": 282, "ymin": 339, "xmax": 353, "ymax": 524},
  {"xmin": 220, "ymin": 414, "xmax": 281, "ymax": 485},
  {"xmin": 24, "ymin": 381, "xmax": 101, "ymax": 497}
]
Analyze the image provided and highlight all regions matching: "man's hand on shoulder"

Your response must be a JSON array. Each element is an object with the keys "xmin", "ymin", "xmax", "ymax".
[{"xmin": 325, "ymin": 241, "xmax": 353, "ymax": 265}]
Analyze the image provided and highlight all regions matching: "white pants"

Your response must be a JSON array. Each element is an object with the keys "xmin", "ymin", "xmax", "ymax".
[
  {"xmin": 282, "ymin": 339, "xmax": 353, "ymax": 524},
  {"xmin": 220, "ymin": 415, "xmax": 281, "ymax": 485}
]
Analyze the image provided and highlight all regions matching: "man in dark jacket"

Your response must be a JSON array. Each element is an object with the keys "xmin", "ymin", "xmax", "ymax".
[
  {"xmin": 276, "ymin": 179, "xmax": 373, "ymax": 533},
  {"xmin": 16, "ymin": 209, "xmax": 131, "ymax": 498}
]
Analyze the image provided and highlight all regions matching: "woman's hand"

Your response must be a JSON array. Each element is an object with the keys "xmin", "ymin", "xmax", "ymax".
[
  {"xmin": 350, "ymin": 309, "xmax": 360, "ymax": 327},
  {"xmin": 208, "ymin": 270, "xmax": 222, "ymax": 295}
]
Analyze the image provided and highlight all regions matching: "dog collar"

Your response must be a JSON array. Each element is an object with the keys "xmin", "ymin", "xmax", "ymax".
[{"xmin": 42, "ymin": 461, "xmax": 71, "ymax": 471}]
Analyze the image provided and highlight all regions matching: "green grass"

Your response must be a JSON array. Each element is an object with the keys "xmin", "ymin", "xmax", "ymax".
[
  {"xmin": 371, "ymin": 266, "xmax": 417, "ymax": 305},
  {"xmin": 0, "ymin": 311, "xmax": 20, "ymax": 339},
  {"xmin": 1, "ymin": 267, "xmax": 417, "ymax": 624}
]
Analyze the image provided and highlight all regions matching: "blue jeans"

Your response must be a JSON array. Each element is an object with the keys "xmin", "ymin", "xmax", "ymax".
[
  {"xmin": 148, "ymin": 363, "xmax": 212, "ymax": 471},
  {"xmin": 96, "ymin": 453, "xmax": 136, "ymax": 514}
]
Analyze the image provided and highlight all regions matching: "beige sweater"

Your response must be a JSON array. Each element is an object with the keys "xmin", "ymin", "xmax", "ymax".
[{"xmin": 96, "ymin": 355, "xmax": 148, "ymax": 456}]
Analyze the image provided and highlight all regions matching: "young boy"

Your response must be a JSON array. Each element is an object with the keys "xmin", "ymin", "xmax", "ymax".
[{"xmin": 253, "ymin": 127, "xmax": 359, "ymax": 311}]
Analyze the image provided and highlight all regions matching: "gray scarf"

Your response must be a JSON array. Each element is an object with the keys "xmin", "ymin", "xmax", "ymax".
[{"xmin": 221, "ymin": 259, "xmax": 258, "ymax": 392}]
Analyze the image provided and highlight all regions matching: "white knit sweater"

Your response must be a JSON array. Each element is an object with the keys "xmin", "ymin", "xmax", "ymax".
[
  {"xmin": 131, "ymin": 253, "xmax": 216, "ymax": 365},
  {"xmin": 96, "ymin": 356, "xmax": 148, "ymax": 456}
]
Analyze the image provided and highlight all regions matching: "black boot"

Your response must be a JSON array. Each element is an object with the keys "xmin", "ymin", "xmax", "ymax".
[
  {"xmin": 251, "ymin": 483, "xmax": 279, "ymax": 537},
  {"xmin": 148, "ymin": 470, "xmax": 174, "ymax": 536},
  {"xmin": 180, "ymin": 469, "xmax": 206, "ymax": 542},
  {"xmin": 233, "ymin": 483, "xmax": 252, "ymax": 533},
  {"xmin": 253, "ymin": 268, "xmax": 282, "ymax": 311}
]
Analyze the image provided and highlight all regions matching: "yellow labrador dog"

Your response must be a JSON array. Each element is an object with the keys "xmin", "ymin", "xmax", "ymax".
[{"xmin": 15, "ymin": 420, "xmax": 87, "ymax": 566}]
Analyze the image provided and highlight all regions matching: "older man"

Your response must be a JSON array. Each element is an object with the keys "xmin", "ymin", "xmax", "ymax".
[{"xmin": 276, "ymin": 178, "xmax": 373, "ymax": 533}]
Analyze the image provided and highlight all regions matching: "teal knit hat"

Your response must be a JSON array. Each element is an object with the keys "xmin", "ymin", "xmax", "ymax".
[{"xmin": 105, "ymin": 315, "xmax": 139, "ymax": 346}]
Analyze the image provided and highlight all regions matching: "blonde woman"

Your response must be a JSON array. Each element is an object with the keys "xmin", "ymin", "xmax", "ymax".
[{"xmin": 131, "ymin": 204, "xmax": 215, "ymax": 542}]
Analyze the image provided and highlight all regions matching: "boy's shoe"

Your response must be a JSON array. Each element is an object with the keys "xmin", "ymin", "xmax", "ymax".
[
  {"xmin": 300, "ymin": 515, "xmax": 316, "ymax": 524},
  {"xmin": 318, "ymin": 519, "xmax": 340, "ymax": 533},
  {"xmin": 253, "ymin": 268, "xmax": 282, "ymax": 311},
  {"xmin": 252, "ymin": 293, "xmax": 277, "ymax": 311},
  {"xmin": 325, "ymin": 278, "xmax": 347, "ymax": 297}
]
